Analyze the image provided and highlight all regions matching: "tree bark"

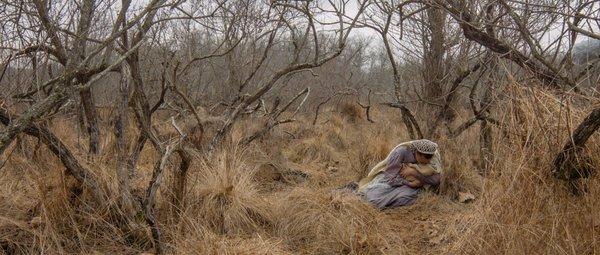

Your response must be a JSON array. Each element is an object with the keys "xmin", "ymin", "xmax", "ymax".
[
  {"xmin": 0, "ymin": 108, "xmax": 104, "ymax": 204},
  {"xmin": 123, "ymin": 52, "xmax": 161, "ymax": 176},
  {"xmin": 0, "ymin": 80, "xmax": 72, "ymax": 155},
  {"xmin": 477, "ymin": 1, "xmax": 497, "ymax": 175},
  {"xmin": 115, "ymin": 67, "xmax": 136, "ymax": 216},
  {"xmin": 80, "ymin": 87, "xmax": 101, "ymax": 155},
  {"xmin": 127, "ymin": 132, "xmax": 147, "ymax": 175},
  {"xmin": 127, "ymin": 52, "xmax": 161, "ymax": 149},
  {"xmin": 423, "ymin": 6, "xmax": 447, "ymax": 133},
  {"xmin": 436, "ymin": 0, "xmax": 573, "ymax": 89},
  {"xmin": 478, "ymin": 86, "xmax": 494, "ymax": 174},
  {"xmin": 145, "ymin": 141, "xmax": 179, "ymax": 255},
  {"xmin": 171, "ymin": 148, "xmax": 191, "ymax": 216},
  {"xmin": 383, "ymin": 103, "xmax": 423, "ymax": 139},
  {"xmin": 553, "ymin": 106, "xmax": 600, "ymax": 180}
]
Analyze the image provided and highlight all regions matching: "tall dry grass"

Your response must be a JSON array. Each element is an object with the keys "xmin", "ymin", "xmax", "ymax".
[
  {"xmin": 0, "ymin": 84, "xmax": 598, "ymax": 254},
  {"xmin": 445, "ymin": 84, "xmax": 600, "ymax": 254}
]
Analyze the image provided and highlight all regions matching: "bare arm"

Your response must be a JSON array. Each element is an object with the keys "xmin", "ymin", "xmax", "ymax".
[
  {"xmin": 414, "ymin": 172, "xmax": 442, "ymax": 186},
  {"xmin": 405, "ymin": 178, "xmax": 424, "ymax": 188},
  {"xmin": 400, "ymin": 167, "xmax": 442, "ymax": 187},
  {"xmin": 390, "ymin": 165, "xmax": 425, "ymax": 188}
]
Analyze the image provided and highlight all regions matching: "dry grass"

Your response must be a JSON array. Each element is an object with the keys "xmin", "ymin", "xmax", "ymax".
[
  {"xmin": 180, "ymin": 146, "xmax": 274, "ymax": 236},
  {"xmin": 172, "ymin": 226, "xmax": 292, "ymax": 255},
  {"xmin": 0, "ymin": 85, "xmax": 599, "ymax": 254},
  {"xmin": 273, "ymin": 187, "xmax": 396, "ymax": 254}
]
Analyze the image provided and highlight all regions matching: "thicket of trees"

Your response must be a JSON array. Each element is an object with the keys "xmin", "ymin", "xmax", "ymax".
[{"xmin": 1, "ymin": 0, "xmax": 600, "ymax": 253}]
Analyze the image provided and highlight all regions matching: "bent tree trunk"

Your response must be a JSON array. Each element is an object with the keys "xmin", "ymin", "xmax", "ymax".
[
  {"xmin": 553, "ymin": 106, "xmax": 600, "ymax": 180},
  {"xmin": 0, "ymin": 108, "xmax": 104, "ymax": 204},
  {"xmin": 437, "ymin": 0, "xmax": 572, "ymax": 89},
  {"xmin": 0, "ymin": 82, "xmax": 72, "ymax": 154}
]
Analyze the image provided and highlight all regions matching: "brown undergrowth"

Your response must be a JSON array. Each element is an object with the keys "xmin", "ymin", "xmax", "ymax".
[{"xmin": 0, "ymin": 85, "xmax": 599, "ymax": 254}]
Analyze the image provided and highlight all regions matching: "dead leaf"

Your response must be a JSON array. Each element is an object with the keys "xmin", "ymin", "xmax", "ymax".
[
  {"xmin": 29, "ymin": 216, "xmax": 43, "ymax": 228},
  {"xmin": 593, "ymin": 216, "xmax": 600, "ymax": 229},
  {"xmin": 458, "ymin": 191, "xmax": 475, "ymax": 203},
  {"xmin": 429, "ymin": 235, "xmax": 445, "ymax": 245}
]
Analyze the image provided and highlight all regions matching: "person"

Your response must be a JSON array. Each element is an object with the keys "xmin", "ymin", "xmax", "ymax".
[{"xmin": 357, "ymin": 139, "xmax": 442, "ymax": 209}]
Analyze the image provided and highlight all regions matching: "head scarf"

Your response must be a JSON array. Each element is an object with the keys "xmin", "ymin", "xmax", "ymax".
[{"xmin": 410, "ymin": 139, "xmax": 438, "ymax": 155}]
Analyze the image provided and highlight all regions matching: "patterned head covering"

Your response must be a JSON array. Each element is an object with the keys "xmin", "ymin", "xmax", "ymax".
[{"xmin": 411, "ymin": 139, "xmax": 438, "ymax": 155}]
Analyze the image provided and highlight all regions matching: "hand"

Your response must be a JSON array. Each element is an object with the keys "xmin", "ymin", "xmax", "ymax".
[
  {"xmin": 400, "ymin": 166, "xmax": 418, "ymax": 179},
  {"xmin": 406, "ymin": 179, "xmax": 423, "ymax": 188}
]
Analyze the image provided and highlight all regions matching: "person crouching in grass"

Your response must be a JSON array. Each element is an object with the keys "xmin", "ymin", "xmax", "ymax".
[{"xmin": 357, "ymin": 139, "xmax": 442, "ymax": 209}]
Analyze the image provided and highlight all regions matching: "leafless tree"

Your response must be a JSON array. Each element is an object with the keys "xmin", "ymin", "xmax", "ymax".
[
  {"xmin": 2, "ymin": 0, "xmax": 600, "ymax": 252},
  {"xmin": 206, "ymin": 0, "xmax": 370, "ymax": 152}
]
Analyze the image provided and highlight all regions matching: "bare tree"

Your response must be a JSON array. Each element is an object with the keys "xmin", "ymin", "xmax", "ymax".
[
  {"xmin": 0, "ymin": 0, "xmax": 177, "ymax": 203},
  {"xmin": 207, "ymin": 0, "xmax": 370, "ymax": 152},
  {"xmin": 360, "ymin": 1, "xmax": 425, "ymax": 139}
]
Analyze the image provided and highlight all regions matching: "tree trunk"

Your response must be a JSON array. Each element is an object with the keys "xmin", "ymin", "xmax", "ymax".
[
  {"xmin": 429, "ymin": 63, "xmax": 482, "ymax": 137},
  {"xmin": 80, "ymin": 87, "xmax": 101, "ymax": 155},
  {"xmin": 381, "ymin": 23, "xmax": 423, "ymax": 140},
  {"xmin": 127, "ymin": 53, "xmax": 161, "ymax": 149},
  {"xmin": 477, "ymin": 1, "xmax": 497, "ymax": 175},
  {"xmin": 553, "ymin": 106, "xmax": 600, "ymax": 180},
  {"xmin": 115, "ymin": 67, "xmax": 136, "ymax": 216},
  {"xmin": 437, "ymin": 0, "xmax": 572, "ymax": 89},
  {"xmin": 423, "ymin": 6, "xmax": 447, "ymax": 136},
  {"xmin": 478, "ymin": 72, "xmax": 495, "ymax": 174},
  {"xmin": 145, "ymin": 142, "xmax": 179, "ymax": 255},
  {"xmin": 171, "ymin": 148, "xmax": 191, "ymax": 217},
  {"xmin": 124, "ymin": 52, "xmax": 161, "ymax": 174},
  {"xmin": 127, "ymin": 132, "xmax": 147, "ymax": 174},
  {"xmin": 0, "ymin": 80, "xmax": 72, "ymax": 155},
  {"xmin": 0, "ymin": 108, "xmax": 104, "ymax": 204},
  {"xmin": 479, "ymin": 120, "xmax": 493, "ymax": 173}
]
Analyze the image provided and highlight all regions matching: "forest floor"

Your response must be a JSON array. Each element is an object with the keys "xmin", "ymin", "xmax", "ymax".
[{"xmin": 1, "ymin": 91, "xmax": 599, "ymax": 254}]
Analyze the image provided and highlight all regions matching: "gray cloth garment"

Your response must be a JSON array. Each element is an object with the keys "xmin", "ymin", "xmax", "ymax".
[
  {"xmin": 360, "ymin": 145, "xmax": 441, "ymax": 209},
  {"xmin": 361, "ymin": 173, "xmax": 420, "ymax": 209},
  {"xmin": 383, "ymin": 145, "xmax": 417, "ymax": 180}
]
